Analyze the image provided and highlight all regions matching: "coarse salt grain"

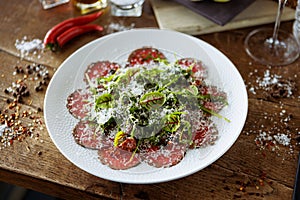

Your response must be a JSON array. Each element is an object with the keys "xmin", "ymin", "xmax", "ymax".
[
  {"xmin": 246, "ymin": 69, "xmax": 295, "ymax": 97},
  {"xmin": 249, "ymin": 87, "xmax": 256, "ymax": 94},
  {"xmin": 106, "ymin": 22, "xmax": 135, "ymax": 34},
  {"xmin": 0, "ymin": 125, "xmax": 8, "ymax": 137},
  {"xmin": 273, "ymin": 133, "xmax": 291, "ymax": 146},
  {"xmin": 244, "ymin": 104, "xmax": 298, "ymax": 158},
  {"xmin": 15, "ymin": 36, "xmax": 44, "ymax": 59},
  {"xmin": 244, "ymin": 65, "xmax": 298, "ymax": 158}
]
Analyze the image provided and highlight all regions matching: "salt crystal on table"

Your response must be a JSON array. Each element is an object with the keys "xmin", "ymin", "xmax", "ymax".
[
  {"xmin": 15, "ymin": 37, "xmax": 44, "ymax": 58},
  {"xmin": 106, "ymin": 22, "xmax": 135, "ymax": 34},
  {"xmin": 0, "ymin": 125, "xmax": 7, "ymax": 136},
  {"xmin": 249, "ymin": 86, "xmax": 256, "ymax": 94},
  {"xmin": 274, "ymin": 133, "xmax": 291, "ymax": 146}
]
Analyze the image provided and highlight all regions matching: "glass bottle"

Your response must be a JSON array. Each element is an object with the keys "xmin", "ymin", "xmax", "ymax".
[{"xmin": 73, "ymin": 0, "xmax": 107, "ymax": 15}]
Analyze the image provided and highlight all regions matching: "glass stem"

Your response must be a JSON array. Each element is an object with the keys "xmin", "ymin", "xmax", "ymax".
[{"xmin": 272, "ymin": 0, "xmax": 287, "ymax": 46}]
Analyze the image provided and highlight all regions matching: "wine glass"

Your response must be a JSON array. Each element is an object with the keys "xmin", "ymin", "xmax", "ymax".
[{"xmin": 244, "ymin": 0, "xmax": 300, "ymax": 66}]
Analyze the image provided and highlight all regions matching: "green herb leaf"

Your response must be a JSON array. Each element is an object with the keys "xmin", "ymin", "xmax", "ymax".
[
  {"xmin": 101, "ymin": 117, "xmax": 117, "ymax": 134},
  {"xmin": 97, "ymin": 73, "xmax": 116, "ymax": 85},
  {"xmin": 199, "ymin": 105, "xmax": 231, "ymax": 122},
  {"xmin": 129, "ymin": 106, "xmax": 149, "ymax": 126},
  {"xmin": 185, "ymin": 85, "xmax": 198, "ymax": 96},
  {"xmin": 153, "ymin": 57, "xmax": 169, "ymax": 65},
  {"xmin": 178, "ymin": 119, "xmax": 192, "ymax": 143},
  {"xmin": 139, "ymin": 91, "xmax": 166, "ymax": 110},
  {"xmin": 163, "ymin": 113, "xmax": 181, "ymax": 132},
  {"xmin": 95, "ymin": 93, "xmax": 113, "ymax": 111}
]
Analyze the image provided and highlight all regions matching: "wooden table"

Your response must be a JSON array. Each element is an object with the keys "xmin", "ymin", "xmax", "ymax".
[{"xmin": 0, "ymin": 0, "xmax": 299, "ymax": 199}]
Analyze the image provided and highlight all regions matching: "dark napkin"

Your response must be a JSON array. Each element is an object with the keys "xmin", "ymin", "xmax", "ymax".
[{"xmin": 172, "ymin": 0, "xmax": 255, "ymax": 26}]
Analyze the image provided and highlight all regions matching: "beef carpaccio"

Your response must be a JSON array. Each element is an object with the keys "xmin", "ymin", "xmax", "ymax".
[{"xmin": 66, "ymin": 47, "xmax": 229, "ymax": 170}]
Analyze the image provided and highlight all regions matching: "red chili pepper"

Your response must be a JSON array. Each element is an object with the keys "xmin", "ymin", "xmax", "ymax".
[
  {"xmin": 43, "ymin": 11, "xmax": 103, "ymax": 49},
  {"xmin": 56, "ymin": 24, "xmax": 103, "ymax": 48}
]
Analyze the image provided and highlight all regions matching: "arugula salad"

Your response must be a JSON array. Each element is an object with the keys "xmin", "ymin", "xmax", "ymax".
[{"xmin": 66, "ymin": 47, "xmax": 229, "ymax": 170}]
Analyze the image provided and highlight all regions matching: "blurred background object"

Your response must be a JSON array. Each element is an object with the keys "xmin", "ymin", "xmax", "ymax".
[
  {"xmin": 39, "ymin": 0, "xmax": 70, "ymax": 9},
  {"xmin": 110, "ymin": 0, "xmax": 145, "ymax": 17},
  {"xmin": 293, "ymin": 0, "xmax": 300, "ymax": 44},
  {"xmin": 73, "ymin": 0, "xmax": 107, "ymax": 14},
  {"xmin": 287, "ymin": 0, "xmax": 297, "ymax": 7}
]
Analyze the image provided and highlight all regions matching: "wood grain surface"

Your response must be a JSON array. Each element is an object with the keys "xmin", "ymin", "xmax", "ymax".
[{"xmin": 0, "ymin": 0, "xmax": 299, "ymax": 199}]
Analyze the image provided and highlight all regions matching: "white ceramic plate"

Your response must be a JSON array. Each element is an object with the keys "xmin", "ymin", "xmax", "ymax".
[{"xmin": 44, "ymin": 29, "xmax": 248, "ymax": 184}]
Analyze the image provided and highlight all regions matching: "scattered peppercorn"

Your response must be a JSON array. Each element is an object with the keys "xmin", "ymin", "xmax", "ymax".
[
  {"xmin": 4, "ymin": 63, "xmax": 50, "ymax": 102},
  {"xmin": 0, "ymin": 63, "xmax": 50, "ymax": 149},
  {"xmin": 0, "ymin": 106, "xmax": 44, "ymax": 149}
]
